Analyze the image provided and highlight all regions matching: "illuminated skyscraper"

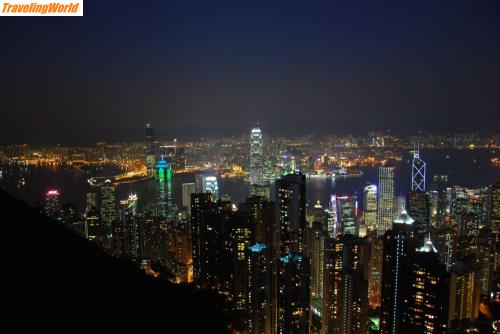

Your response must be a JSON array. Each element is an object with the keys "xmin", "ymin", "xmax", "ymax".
[
  {"xmin": 113, "ymin": 199, "xmax": 128, "ymax": 257},
  {"xmin": 114, "ymin": 195, "xmax": 137, "ymax": 255},
  {"xmin": 203, "ymin": 176, "xmax": 219, "ymax": 201},
  {"xmin": 170, "ymin": 222, "xmax": 194, "ymax": 283},
  {"xmin": 305, "ymin": 217, "xmax": 326, "ymax": 332},
  {"xmin": 322, "ymin": 235, "xmax": 368, "ymax": 334},
  {"xmin": 363, "ymin": 185, "xmax": 378, "ymax": 232},
  {"xmin": 306, "ymin": 221, "xmax": 326, "ymax": 302},
  {"xmin": 411, "ymin": 147, "xmax": 426, "ymax": 192},
  {"xmin": 190, "ymin": 193, "xmax": 235, "ymax": 288},
  {"xmin": 138, "ymin": 214, "xmax": 161, "ymax": 261},
  {"xmin": 162, "ymin": 218, "xmax": 194, "ymax": 284},
  {"xmin": 123, "ymin": 194, "xmax": 139, "ymax": 258},
  {"xmin": 275, "ymin": 173, "xmax": 306, "ymax": 255},
  {"xmin": 325, "ymin": 195, "xmax": 338, "ymax": 238},
  {"xmin": 449, "ymin": 187, "xmax": 470, "ymax": 231},
  {"xmin": 402, "ymin": 236, "xmax": 450, "ymax": 333},
  {"xmin": 322, "ymin": 236, "xmax": 343, "ymax": 334},
  {"xmin": 275, "ymin": 173, "xmax": 309, "ymax": 333},
  {"xmin": 84, "ymin": 191, "xmax": 101, "ymax": 243},
  {"xmin": 306, "ymin": 223, "xmax": 325, "ymax": 332},
  {"xmin": 336, "ymin": 195, "xmax": 358, "ymax": 235},
  {"xmin": 128, "ymin": 193, "xmax": 138, "ymax": 215},
  {"xmin": 239, "ymin": 196, "xmax": 276, "ymax": 246},
  {"xmin": 468, "ymin": 186, "xmax": 491, "ymax": 228},
  {"xmin": 190, "ymin": 193, "xmax": 214, "ymax": 283},
  {"xmin": 278, "ymin": 254, "xmax": 310, "ymax": 334},
  {"xmin": 428, "ymin": 174, "xmax": 449, "ymax": 227},
  {"xmin": 155, "ymin": 158, "xmax": 173, "ymax": 220},
  {"xmin": 310, "ymin": 200, "xmax": 326, "ymax": 226},
  {"xmin": 380, "ymin": 210, "xmax": 415, "ymax": 334},
  {"xmin": 229, "ymin": 212, "xmax": 253, "ymax": 310},
  {"xmin": 44, "ymin": 189, "xmax": 61, "ymax": 220},
  {"xmin": 433, "ymin": 227, "xmax": 458, "ymax": 271},
  {"xmin": 448, "ymin": 258, "xmax": 481, "ymax": 326},
  {"xmin": 246, "ymin": 243, "xmax": 277, "ymax": 334},
  {"xmin": 377, "ymin": 166, "xmax": 395, "ymax": 236},
  {"xmin": 182, "ymin": 182, "xmax": 196, "ymax": 214},
  {"xmin": 457, "ymin": 212, "xmax": 479, "ymax": 238},
  {"xmin": 476, "ymin": 232, "xmax": 491, "ymax": 298},
  {"xmin": 85, "ymin": 191, "xmax": 97, "ymax": 211},
  {"xmin": 491, "ymin": 182, "xmax": 500, "ymax": 234},
  {"xmin": 250, "ymin": 127, "xmax": 263, "ymax": 185},
  {"xmin": 250, "ymin": 127, "xmax": 268, "ymax": 199},
  {"xmin": 367, "ymin": 235, "xmax": 383, "ymax": 309},
  {"xmin": 100, "ymin": 180, "xmax": 117, "ymax": 248},
  {"xmin": 407, "ymin": 191, "xmax": 430, "ymax": 243}
]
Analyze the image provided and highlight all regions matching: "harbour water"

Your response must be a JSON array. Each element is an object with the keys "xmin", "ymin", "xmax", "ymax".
[{"xmin": 1, "ymin": 149, "xmax": 499, "ymax": 211}]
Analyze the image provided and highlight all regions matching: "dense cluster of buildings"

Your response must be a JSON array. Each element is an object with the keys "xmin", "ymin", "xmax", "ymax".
[
  {"xmin": 32, "ymin": 125, "xmax": 500, "ymax": 333},
  {"xmin": 1, "ymin": 130, "xmax": 499, "ymax": 183}
]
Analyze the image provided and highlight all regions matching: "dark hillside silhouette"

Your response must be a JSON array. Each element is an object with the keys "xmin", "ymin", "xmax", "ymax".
[{"xmin": 1, "ymin": 190, "xmax": 230, "ymax": 333}]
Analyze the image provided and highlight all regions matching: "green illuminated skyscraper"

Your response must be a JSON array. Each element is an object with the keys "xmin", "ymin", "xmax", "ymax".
[{"xmin": 155, "ymin": 158, "xmax": 173, "ymax": 221}]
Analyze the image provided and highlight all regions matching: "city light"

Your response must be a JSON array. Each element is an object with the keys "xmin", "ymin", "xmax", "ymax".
[{"xmin": 2, "ymin": 2, "xmax": 499, "ymax": 331}]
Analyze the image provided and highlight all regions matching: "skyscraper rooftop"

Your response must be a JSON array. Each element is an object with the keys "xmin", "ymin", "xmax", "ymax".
[{"xmin": 393, "ymin": 209, "xmax": 414, "ymax": 225}]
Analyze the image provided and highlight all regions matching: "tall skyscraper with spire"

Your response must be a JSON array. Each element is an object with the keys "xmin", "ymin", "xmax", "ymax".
[
  {"xmin": 250, "ymin": 126, "xmax": 268, "ymax": 199},
  {"xmin": 411, "ymin": 145, "xmax": 426, "ymax": 192},
  {"xmin": 250, "ymin": 127, "xmax": 263, "ymax": 186},
  {"xmin": 377, "ymin": 166, "xmax": 395, "ymax": 236},
  {"xmin": 409, "ymin": 146, "xmax": 429, "ymax": 243},
  {"xmin": 145, "ymin": 123, "xmax": 155, "ymax": 174}
]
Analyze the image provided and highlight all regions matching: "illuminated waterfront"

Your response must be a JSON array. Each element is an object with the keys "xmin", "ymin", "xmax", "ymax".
[
  {"xmin": 2, "ymin": 148, "xmax": 498, "ymax": 212},
  {"xmin": 3, "ymin": 2, "xmax": 500, "ymax": 332}
]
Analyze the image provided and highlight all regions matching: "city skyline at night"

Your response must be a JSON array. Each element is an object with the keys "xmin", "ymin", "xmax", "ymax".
[
  {"xmin": 1, "ymin": 123, "xmax": 499, "ymax": 333},
  {"xmin": 1, "ymin": 1, "xmax": 500, "ymax": 333}
]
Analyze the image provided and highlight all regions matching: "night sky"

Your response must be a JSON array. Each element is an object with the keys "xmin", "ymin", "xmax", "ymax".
[{"xmin": 1, "ymin": 0, "xmax": 499, "ymax": 144}]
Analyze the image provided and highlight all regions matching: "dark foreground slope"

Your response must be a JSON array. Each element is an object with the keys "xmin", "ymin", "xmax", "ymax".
[{"xmin": 1, "ymin": 190, "xmax": 230, "ymax": 333}]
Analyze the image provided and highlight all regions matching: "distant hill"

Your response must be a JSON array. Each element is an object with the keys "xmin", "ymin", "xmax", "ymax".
[{"xmin": 1, "ymin": 190, "xmax": 230, "ymax": 333}]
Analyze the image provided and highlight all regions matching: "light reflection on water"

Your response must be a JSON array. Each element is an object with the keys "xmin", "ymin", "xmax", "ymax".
[{"xmin": 1, "ymin": 149, "xmax": 499, "ymax": 211}]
